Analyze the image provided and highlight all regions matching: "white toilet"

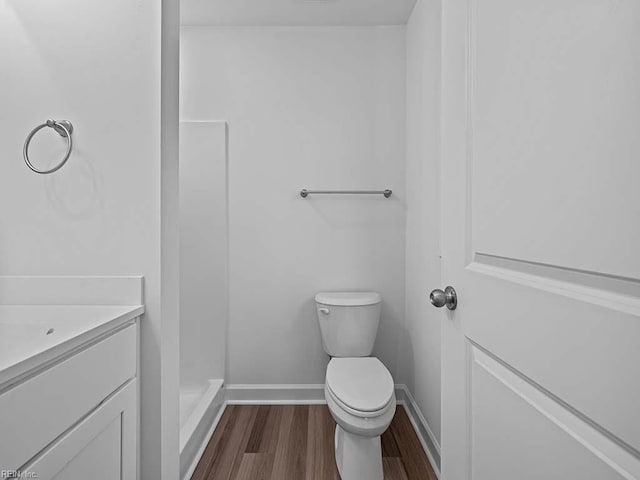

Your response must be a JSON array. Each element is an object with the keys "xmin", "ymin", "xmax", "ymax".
[{"xmin": 315, "ymin": 291, "xmax": 396, "ymax": 480}]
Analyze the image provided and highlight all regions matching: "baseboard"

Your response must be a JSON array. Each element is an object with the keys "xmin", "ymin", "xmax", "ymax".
[
  {"xmin": 180, "ymin": 381, "xmax": 226, "ymax": 480},
  {"xmin": 395, "ymin": 385, "xmax": 442, "ymax": 478},
  {"xmin": 224, "ymin": 383, "xmax": 441, "ymax": 477},
  {"xmin": 226, "ymin": 383, "xmax": 326, "ymax": 404}
]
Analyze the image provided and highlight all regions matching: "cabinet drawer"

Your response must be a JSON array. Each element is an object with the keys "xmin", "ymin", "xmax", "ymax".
[{"xmin": 0, "ymin": 324, "xmax": 136, "ymax": 469}]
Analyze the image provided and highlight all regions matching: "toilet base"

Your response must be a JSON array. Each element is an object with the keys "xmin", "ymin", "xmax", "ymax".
[{"xmin": 334, "ymin": 424, "xmax": 383, "ymax": 480}]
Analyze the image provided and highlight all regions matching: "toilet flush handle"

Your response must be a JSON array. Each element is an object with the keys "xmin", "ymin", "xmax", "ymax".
[{"xmin": 318, "ymin": 307, "xmax": 330, "ymax": 315}]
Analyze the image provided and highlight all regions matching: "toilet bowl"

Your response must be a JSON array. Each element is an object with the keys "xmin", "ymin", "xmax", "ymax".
[
  {"xmin": 315, "ymin": 292, "xmax": 396, "ymax": 480},
  {"xmin": 325, "ymin": 357, "xmax": 396, "ymax": 480}
]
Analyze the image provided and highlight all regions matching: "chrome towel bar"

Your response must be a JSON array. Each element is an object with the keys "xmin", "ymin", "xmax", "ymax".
[{"xmin": 300, "ymin": 189, "xmax": 392, "ymax": 198}]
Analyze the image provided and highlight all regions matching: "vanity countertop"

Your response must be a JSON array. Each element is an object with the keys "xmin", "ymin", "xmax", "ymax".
[{"xmin": 0, "ymin": 304, "xmax": 144, "ymax": 388}]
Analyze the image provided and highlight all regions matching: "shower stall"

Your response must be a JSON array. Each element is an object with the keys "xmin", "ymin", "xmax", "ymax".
[{"xmin": 178, "ymin": 121, "xmax": 229, "ymax": 478}]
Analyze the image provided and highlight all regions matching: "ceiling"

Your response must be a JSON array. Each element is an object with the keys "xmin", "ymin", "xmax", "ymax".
[{"xmin": 181, "ymin": 0, "xmax": 418, "ymax": 27}]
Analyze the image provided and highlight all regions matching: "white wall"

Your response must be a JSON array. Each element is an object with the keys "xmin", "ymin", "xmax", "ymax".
[
  {"xmin": 0, "ymin": 1, "xmax": 179, "ymax": 478},
  {"xmin": 402, "ymin": 0, "xmax": 443, "ymax": 456},
  {"xmin": 181, "ymin": 26, "xmax": 407, "ymax": 384},
  {"xmin": 180, "ymin": 121, "xmax": 228, "ymax": 391}
]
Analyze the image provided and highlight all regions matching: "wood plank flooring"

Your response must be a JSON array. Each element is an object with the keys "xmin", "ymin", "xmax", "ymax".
[{"xmin": 192, "ymin": 405, "xmax": 437, "ymax": 480}]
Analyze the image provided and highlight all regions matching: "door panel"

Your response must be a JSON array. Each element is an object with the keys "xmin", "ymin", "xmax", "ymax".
[
  {"xmin": 464, "ymin": 269, "xmax": 640, "ymax": 451},
  {"xmin": 471, "ymin": 345, "xmax": 639, "ymax": 480},
  {"xmin": 441, "ymin": 0, "xmax": 640, "ymax": 478},
  {"xmin": 471, "ymin": 0, "xmax": 640, "ymax": 279}
]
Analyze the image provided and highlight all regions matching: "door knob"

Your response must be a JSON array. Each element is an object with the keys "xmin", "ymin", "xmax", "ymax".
[{"xmin": 430, "ymin": 286, "xmax": 457, "ymax": 310}]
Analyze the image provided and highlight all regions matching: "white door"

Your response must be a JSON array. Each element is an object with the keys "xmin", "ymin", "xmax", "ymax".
[{"xmin": 439, "ymin": 1, "xmax": 640, "ymax": 479}]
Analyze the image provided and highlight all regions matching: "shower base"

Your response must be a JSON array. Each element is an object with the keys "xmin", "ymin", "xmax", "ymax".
[{"xmin": 179, "ymin": 379, "xmax": 225, "ymax": 480}]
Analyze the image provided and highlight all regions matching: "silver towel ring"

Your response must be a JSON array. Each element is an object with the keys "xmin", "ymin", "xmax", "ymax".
[{"xmin": 23, "ymin": 119, "xmax": 74, "ymax": 174}]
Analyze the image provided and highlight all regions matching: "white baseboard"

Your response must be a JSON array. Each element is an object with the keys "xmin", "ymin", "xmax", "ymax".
[
  {"xmin": 224, "ymin": 383, "xmax": 441, "ymax": 477},
  {"xmin": 226, "ymin": 383, "xmax": 326, "ymax": 404},
  {"xmin": 395, "ymin": 385, "xmax": 441, "ymax": 478}
]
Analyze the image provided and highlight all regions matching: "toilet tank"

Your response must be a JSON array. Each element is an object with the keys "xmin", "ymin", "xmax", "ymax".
[{"xmin": 315, "ymin": 292, "xmax": 382, "ymax": 357}]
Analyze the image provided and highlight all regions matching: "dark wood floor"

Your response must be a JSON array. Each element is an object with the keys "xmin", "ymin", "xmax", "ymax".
[{"xmin": 192, "ymin": 404, "xmax": 437, "ymax": 480}]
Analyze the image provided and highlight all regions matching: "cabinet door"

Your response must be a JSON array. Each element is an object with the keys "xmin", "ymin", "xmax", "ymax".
[
  {"xmin": 20, "ymin": 380, "xmax": 137, "ymax": 480},
  {"xmin": 0, "ymin": 324, "xmax": 137, "ymax": 470}
]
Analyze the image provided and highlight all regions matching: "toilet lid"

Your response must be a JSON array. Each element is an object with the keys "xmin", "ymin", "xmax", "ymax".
[
  {"xmin": 326, "ymin": 357, "xmax": 394, "ymax": 413},
  {"xmin": 315, "ymin": 292, "xmax": 381, "ymax": 307}
]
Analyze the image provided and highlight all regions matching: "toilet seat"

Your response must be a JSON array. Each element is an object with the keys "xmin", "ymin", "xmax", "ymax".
[
  {"xmin": 326, "ymin": 357, "xmax": 394, "ymax": 418},
  {"xmin": 326, "ymin": 383, "xmax": 394, "ymax": 419}
]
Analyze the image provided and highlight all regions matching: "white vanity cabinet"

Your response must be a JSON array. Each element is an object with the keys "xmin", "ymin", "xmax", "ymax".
[{"xmin": 0, "ymin": 321, "xmax": 139, "ymax": 480}]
